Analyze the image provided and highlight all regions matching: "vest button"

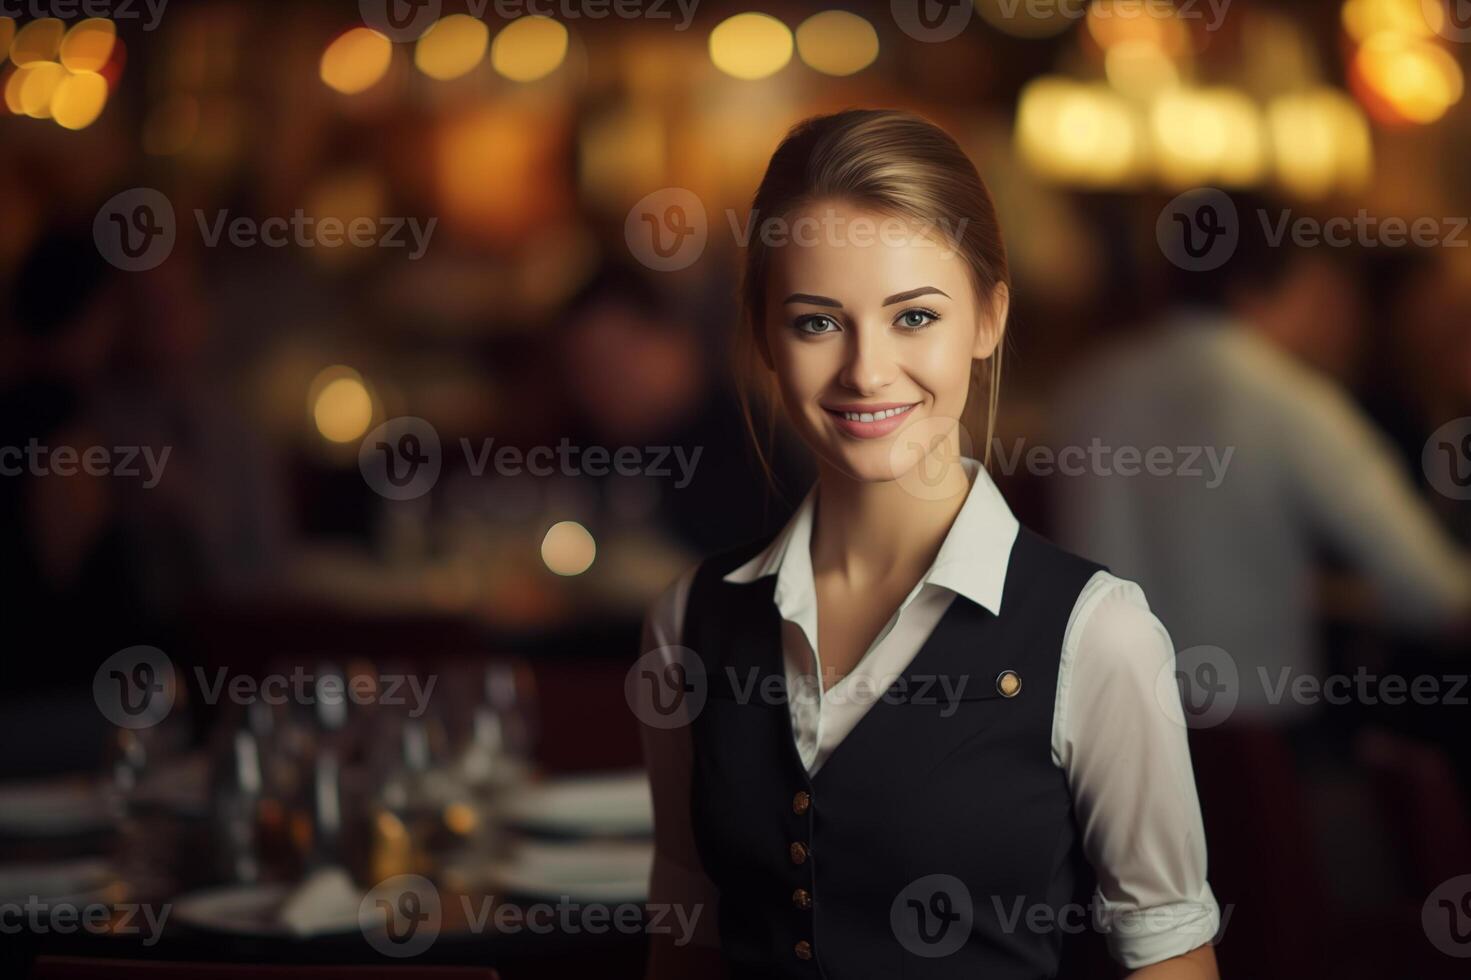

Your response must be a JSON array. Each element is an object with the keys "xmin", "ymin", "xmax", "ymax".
[
  {"xmin": 997, "ymin": 669, "xmax": 1022, "ymax": 698},
  {"xmin": 789, "ymin": 841, "xmax": 808, "ymax": 865},
  {"xmin": 792, "ymin": 887, "xmax": 812, "ymax": 910},
  {"xmin": 792, "ymin": 790, "xmax": 811, "ymax": 815},
  {"xmin": 794, "ymin": 939, "xmax": 813, "ymax": 960}
]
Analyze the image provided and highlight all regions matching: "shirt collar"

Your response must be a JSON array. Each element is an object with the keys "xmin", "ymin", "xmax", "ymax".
[{"xmin": 723, "ymin": 456, "xmax": 1020, "ymax": 618}]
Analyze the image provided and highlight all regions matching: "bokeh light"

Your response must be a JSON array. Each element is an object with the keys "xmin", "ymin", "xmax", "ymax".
[
  {"xmin": 18, "ymin": 61, "xmax": 65, "ymax": 118},
  {"xmin": 310, "ymin": 366, "xmax": 375, "ymax": 443},
  {"xmin": 58, "ymin": 18, "xmax": 115, "ymax": 73},
  {"xmin": 1341, "ymin": 0, "xmax": 1437, "ymax": 42},
  {"xmin": 50, "ymin": 70, "xmax": 108, "ymax": 129},
  {"xmin": 1149, "ymin": 87, "xmax": 1265, "ymax": 187},
  {"xmin": 541, "ymin": 521, "xmax": 596, "ymax": 576},
  {"xmin": 1267, "ymin": 88, "xmax": 1373, "ymax": 198},
  {"xmin": 414, "ymin": 14, "xmax": 489, "ymax": 81},
  {"xmin": 1351, "ymin": 31, "xmax": 1464, "ymax": 125},
  {"xmin": 491, "ymin": 16, "xmax": 568, "ymax": 82},
  {"xmin": 795, "ymin": 11, "xmax": 878, "ymax": 77},
  {"xmin": 976, "ymin": 0, "xmax": 1077, "ymax": 39},
  {"xmin": 320, "ymin": 27, "xmax": 392, "ymax": 95},
  {"xmin": 10, "ymin": 17, "xmax": 63, "ymax": 65},
  {"xmin": 1016, "ymin": 78, "xmax": 1143, "ymax": 186},
  {"xmin": 709, "ymin": 13, "xmax": 792, "ymax": 80}
]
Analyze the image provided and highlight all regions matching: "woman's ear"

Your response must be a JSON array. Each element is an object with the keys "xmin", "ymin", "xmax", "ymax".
[{"xmin": 972, "ymin": 281, "xmax": 1009, "ymax": 360}]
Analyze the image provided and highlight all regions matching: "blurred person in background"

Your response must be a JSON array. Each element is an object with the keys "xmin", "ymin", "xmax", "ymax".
[
  {"xmin": 1048, "ymin": 195, "xmax": 1471, "ymax": 974},
  {"xmin": 557, "ymin": 262, "xmax": 808, "ymax": 557},
  {"xmin": 89, "ymin": 233, "xmax": 290, "ymax": 609},
  {"xmin": 1050, "ymin": 197, "xmax": 1471, "ymax": 730}
]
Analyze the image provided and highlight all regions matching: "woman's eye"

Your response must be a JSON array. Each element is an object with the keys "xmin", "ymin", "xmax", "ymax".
[
  {"xmin": 794, "ymin": 314, "xmax": 840, "ymax": 335},
  {"xmin": 895, "ymin": 308, "xmax": 940, "ymax": 331}
]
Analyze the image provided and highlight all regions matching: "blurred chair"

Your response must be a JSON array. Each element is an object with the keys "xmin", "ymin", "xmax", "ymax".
[
  {"xmin": 1187, "ymin": 721, "xmax": 1332, "ymax": 978},
  {"xmin": 29, "ymin": 959, "xmax": 498, "ymax": 980},
  {"xmin": 1357, "ymin": 727, "xmax": 1471, "ymax": 896}
]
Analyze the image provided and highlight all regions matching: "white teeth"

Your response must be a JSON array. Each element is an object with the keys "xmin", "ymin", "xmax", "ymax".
[{"xmin": 839, "ymin": 405, "xmax": 913, "ymax": 422}]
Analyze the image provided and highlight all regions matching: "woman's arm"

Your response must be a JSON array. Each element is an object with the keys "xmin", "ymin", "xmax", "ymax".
[
  {"xmin": 637, "ymin": 566, "xmax": 727, "ymax": 980},
  {"xmin": 1056, "ymin": 572, "xmax": 1223, "ymax": 973},
  {"xmin": 1127, "ymin": 942, "xmax": 1219, "ymax": 979}
]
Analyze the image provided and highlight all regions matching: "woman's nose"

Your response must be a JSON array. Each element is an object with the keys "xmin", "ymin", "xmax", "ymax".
[{"xmin": 838, "ymin": 324, "xmax": 896, "ymax": 394}]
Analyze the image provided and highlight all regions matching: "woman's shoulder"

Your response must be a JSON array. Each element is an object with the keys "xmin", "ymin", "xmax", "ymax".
[
  {"xmin": 1007, "ymin": 524, "xmax": 1114, "ymax": 600},
  {"xmin": 1008, "ymin": 526, "xmax": 1170, "ymax": 662},
  {"xmin": 640, "ymin": 533, "xmax": 779, "ymax": 649}
]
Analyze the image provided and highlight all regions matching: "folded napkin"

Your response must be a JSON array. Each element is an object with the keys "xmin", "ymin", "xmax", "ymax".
[{"xmin": 276, "ymin": 867, "xmax": 365, "ymax": 937}]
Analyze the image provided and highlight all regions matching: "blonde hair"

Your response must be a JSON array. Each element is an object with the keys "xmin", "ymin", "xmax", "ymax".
[{"xmin": 734, "ymin": 108, "xmax": 1009, "ymax": 494}]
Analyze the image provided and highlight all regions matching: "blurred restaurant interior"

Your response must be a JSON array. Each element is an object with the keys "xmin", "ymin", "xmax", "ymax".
[{"xmin": 2, "ymin": 0, "xmax": 1470, "ymax": 976}]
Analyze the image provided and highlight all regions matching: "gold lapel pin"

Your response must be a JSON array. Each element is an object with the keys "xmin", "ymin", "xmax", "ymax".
[{"xmin": 996, "ymin": 669, "xmax": 1022, "ymax": 698}]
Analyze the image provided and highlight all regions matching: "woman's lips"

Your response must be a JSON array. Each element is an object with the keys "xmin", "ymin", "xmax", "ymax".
[{"xmin": 822, "ymin": 402, "xmax": 918, "ymax": 439}]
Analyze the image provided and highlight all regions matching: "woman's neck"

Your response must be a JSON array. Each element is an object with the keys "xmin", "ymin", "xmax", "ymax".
[{"xmin": 809, "ymin": 452, "xmax": 973, "ymax": 589}]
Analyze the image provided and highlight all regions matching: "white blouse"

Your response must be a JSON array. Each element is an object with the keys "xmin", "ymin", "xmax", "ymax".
[{"xmin": 638, "ymin": 457, "xmax": 1220, "ymax": 970}]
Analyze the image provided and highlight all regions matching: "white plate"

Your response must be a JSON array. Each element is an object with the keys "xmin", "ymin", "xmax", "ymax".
[
  {"xmin": 472, "ymin": 839, "xmax": 652, "ymax": 903},
  {"xmin": 172, "ymin": 883, "xmax": 299, "ymax": 937},
  {"xmin": 501, "ymin": 771, "xmax": 653, "ymax": 838},
  {"xmin": 0, "ymin": 778, "xmax": 114, "ymax": 837},
  {"xmin": 173, "ymin": 869, "xmax": 373, "ymax": 939},
  {"xmin": 0, "ymin": 859, "xmax": 118, "ymax": 907}
]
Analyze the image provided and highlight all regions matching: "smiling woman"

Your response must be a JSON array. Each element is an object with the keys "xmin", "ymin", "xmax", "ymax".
[{"xmin": 638, "ymin": 109, "xmax": 1221, "ymax": 980}]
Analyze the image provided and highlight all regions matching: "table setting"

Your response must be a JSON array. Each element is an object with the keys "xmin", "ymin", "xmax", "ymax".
[{"xmin": 0, "ymin": 659, "xmax": 654, "ymax": 975}]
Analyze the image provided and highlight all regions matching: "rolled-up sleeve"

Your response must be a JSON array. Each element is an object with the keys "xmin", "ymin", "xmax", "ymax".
[
  {"xmin": 1053, "ymin": 570, "xmax": 1221, "ymax": 969},
  {"xmin": 637, "ymin": 564, "xmax": 721, "ymax": 949}
]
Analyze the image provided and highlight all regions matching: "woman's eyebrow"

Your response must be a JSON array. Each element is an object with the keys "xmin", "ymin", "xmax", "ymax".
[
  {"xmin": 883, "ymin": 286, "xmax": 950, "ymax": 305},
  {"xmin": 783, "ymin": 293, "xmax": 844, "ymax": 308}
]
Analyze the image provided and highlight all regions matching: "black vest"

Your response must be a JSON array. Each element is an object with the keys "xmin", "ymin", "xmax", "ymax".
[{"xmin": 683, "ymin": 526, "xmax": 1108, "ymax": 979}]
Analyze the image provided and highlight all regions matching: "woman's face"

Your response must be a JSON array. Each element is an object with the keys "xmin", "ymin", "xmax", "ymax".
[{"xmin": 762, "ymin": 198, "xmax": 1004, "ymax": 484}]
